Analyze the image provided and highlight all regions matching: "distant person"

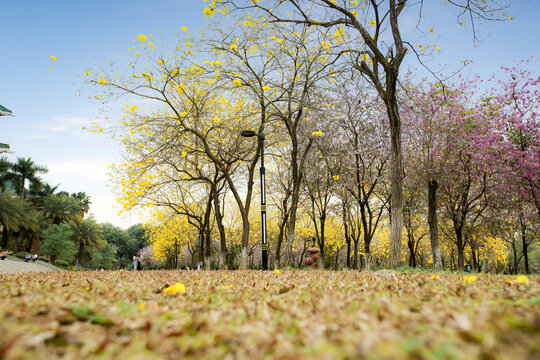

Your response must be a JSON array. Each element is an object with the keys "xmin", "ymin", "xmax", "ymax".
[
  {"xmin": 0, "ymin": 250, "xmax": 12, "ymax": 260},
  {"xmin": 32, "ymin": 254, "xmax": 38, "ymax": 262},
  {"xmin": 133, "ymin": 252, "xmax": 141, "ymax": 270},
  {"xmin": 24, "ymin": 254, "xmax": 31, "ymax": 262},
  {"xmin": 76, "ymin": 263, "xmax": 81, "ymax": 271}
]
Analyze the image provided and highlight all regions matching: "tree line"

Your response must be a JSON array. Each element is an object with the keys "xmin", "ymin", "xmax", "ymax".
[
  {"xmin": 0, "ymin": 156, "xmax": 148, "ymax": 269},
  {"xmin": 87, "ymin": 1, "xmax": 538, "ymax": 272}
]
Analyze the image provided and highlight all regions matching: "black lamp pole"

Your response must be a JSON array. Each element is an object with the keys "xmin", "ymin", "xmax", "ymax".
[{"xmin": 240, "ymin": 130, "xmax": 268, "ymax": 270}]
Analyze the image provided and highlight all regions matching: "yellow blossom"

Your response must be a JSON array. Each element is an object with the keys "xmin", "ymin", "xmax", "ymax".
[
  {"xmin": 232, "ymin": 79, "xmax": 242, "ymax": 86},
  {"xmin": 138, "ymin": 302, "xmax": 147, "ymax": 310},
  {"xmin": 273, "ymin": 269, "xmax": 281, "ymax": 274},
  {"xmin": 230, "ymin": 43, "xmax": 238, "ymax": 51},
  {"xmin": 98, "ymin": 78, "xmax": 107, "ymax": 85},
  {"xmin": 333, "ymin": 175, "xmax": 339, "ymax": 180},
  {"xmin": 137, "ymin": 34, "xmax": 148, "ymax": 42},
  {"xmin": 50, "ymin": 56, "xmax": 57, "ymax": 61},
  {"xmin": 514, "ymin": 275, "xmax": 529, "ymax": 285},
  {"xmin": 312, "ymin": 130, "xmax": 323, "ymax": 136},
  {"xmin": 262, "ymin": 85, "xmax": 270, "ymax": 91},
  {"xmin": 163, "ymin": 283, "xmax": 186, "ymax": 294},
  {"xmin": 182, "ymin": 151, "xmax": 187, "ymax": 157},
  {"xmin": 130, "ymin": 105, "xmax": 138, "ymax": 112},
  {"xmin": 430, "ymin": 274, "xmax": 439, "ymax": 279},
  {"xmin": 203, "ymin": 6, "xmax": 214, "ymax": 18},
  {"xmin": 463, "ymin": 275, "xmax": 477, "ymax": 283}
]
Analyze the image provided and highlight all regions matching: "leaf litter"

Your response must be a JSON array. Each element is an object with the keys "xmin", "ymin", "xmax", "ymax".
[{"xmin": 0, "ymin": 270, "xmax": 538, "ymax": 359}]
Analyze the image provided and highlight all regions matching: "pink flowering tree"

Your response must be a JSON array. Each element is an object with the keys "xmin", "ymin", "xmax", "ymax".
[{"xmin": 402, "ymin": 76, "xmax": 508, "ymax": 270}]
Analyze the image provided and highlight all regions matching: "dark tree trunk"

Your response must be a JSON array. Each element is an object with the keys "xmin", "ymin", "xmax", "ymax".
[
  {"xmin": 522, "ymin": 226, "xmax": 530, "ymax": 274},
  {"xmin": 212, "ymin": 187, "xmax": 227, "ymax": 269},
  {"xmin": 471, "ymin": 245, "xmax": 478, "ymax": 271},
  {"xmin": 428, "ymin": 180, "xmax": 442, "ymax": 269},
  {"xmin": 275, "ymin": 217, "xmax": 287, "ymax": 268},
  {"xmin": 385, "ymin": 77, "xmax": 404, "ymax": 268},
  {"xmin": 511, "ymin": 240, "xmax": 518, "ymax": 274},
  {"xmin": 456, "ymin": 228, "xmax": 465, "ymax": 271},
  {"xmin": 407, "ymin": 237, "xmax": 416, "ymax": 268}
]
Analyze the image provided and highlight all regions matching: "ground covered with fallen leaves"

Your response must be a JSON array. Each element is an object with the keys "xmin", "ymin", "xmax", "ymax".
[{"xmin": 1, "ymin": 270, "xmax": 538, "ymax": 359}]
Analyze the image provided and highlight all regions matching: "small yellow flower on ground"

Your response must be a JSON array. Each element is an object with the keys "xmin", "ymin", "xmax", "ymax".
[
  {"xmin": 273, "ymin": 269, "xmax": 281, "ymax": 274},
  {"xmin": 514, "ymin": 275, "xmax": 529, "ymax": 285},
  {"xmin": 464, "ymin": 275, "xmax": 477, "ymax": 283},
  {"xmin": 221, "ymin": 284, "xmax": 233, "ymax": 290},
  {"xmin": 430, "ymin": 274, "xmax": 439, "ymax": 279},
  {"xmin": 163, "ymin": 283, "xmax": 186, "ymax": 294}
]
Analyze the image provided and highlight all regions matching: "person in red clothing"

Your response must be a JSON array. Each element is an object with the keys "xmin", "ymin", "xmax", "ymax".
[{"xmin": 0, "ymin": 250, "xmax": 12, "ymax": 260}]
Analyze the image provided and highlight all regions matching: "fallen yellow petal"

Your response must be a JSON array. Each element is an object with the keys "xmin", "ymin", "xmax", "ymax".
[
  {"xmin": 221, "ymin": 284, "xmax": 233, "ymax": 290},
  {"xmin": 163, "ymin": 282, "xmax": 186, "ymax": 294},
  {"xmin": 273, "ymin": 269, "xmax": 281, "ymax": 275},
  {"xmin": 514, "ymin": 275, "xmax": 529, "ymax": 285}
]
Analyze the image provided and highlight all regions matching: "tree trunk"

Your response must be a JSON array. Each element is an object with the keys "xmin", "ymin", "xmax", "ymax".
[
  {"xmin": 471, "ymin": 245, "xmax": 478, "ymax": 271},
  {"xmin": 511, "ymin": 240, "xmax": 518, "ymax": 274},
  {"xmin": 353, "ymin": 239, "xmax": 359, "ymax": 270},
  {"xmin": 456, "ymin": 228, "xmax": 465, "ymax": 271},
  {"xmin": 386, "ymin": 97, "xmax": 403, "ymax": 268},
  {"xmin": 285, "ymin": 178, "xmax": 301, "ymax": 265},
  {"xmin": 364, "ymin": 251, "xmax": 371, "ymax": 271},
  {"xmin": 427, "ymin": 180, "xmax": 443, "ymax": 269},
  {"xmin": 407, "ymin": 237, "xmax": 416, "ymax": 268},
  {"xmin": 240, "ymin": 216, "xmax": 250, "ymax": 269},
  {"xmin": 522, "ymin": 226, "xmax": 530, "ymax": 274},
  {"xmin": 213, "ymin": 188, "xmax": 228, "ymax": 270},
  {"xmin": 275, "ymin": 218, "xmax": 287, "ymax": 268}
]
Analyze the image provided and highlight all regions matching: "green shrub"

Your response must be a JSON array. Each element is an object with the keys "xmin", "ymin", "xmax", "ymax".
[
  {"xmin": 15, "ymin": 252, "xmax": 28, "ymax": 259},
  {"xmin": 54, "ymin": 259, "xmax": 70, "ymax": 267},
  {"xmin": 37, "ymin": 256, "xmax": 49, "ymax": 263}
]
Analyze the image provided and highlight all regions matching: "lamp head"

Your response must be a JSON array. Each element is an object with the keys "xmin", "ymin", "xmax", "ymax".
[{"xmin": 240, "ymin": 130, "xmax": 257, "ymax": 137}]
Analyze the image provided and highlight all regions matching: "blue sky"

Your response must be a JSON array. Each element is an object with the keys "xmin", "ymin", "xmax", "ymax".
[{"xmin": 1, "ymin": 0, "xmax": 538, "ymax": 228}]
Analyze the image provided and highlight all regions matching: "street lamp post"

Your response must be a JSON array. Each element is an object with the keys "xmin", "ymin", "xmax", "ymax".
[{"xmin": 240, "ymin": 130, "xmax": 268, "ymax": 270}]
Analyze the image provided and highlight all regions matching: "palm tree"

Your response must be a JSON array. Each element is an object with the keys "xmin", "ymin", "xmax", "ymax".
[
  {"xmin": 0, "ymin": 191, "xmax": 37, "ymax": 249},
  {"xmin": 0, "ymin": 157, "xmax": 13, "ymax": 191},
  {"xmin": 69, "ymin": 219, "xmax": 104, "ymax": 265},
  {"xmin": 43, "ymin": 194, "xmax": 82, "ymax": 225},
  {"xmin": 71, "ymin": 192, "xmax": 91, "ymax": 218},
  {"xmin": 10, "ymin": 157, "xmax": 48, "ymax": 200},
  {"xmin": 0, "ymin": 191, "xmax": 26, "ymax": 232}
]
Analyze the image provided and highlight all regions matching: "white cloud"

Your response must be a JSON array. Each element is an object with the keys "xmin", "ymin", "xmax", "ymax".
[
  {"xmin": 22, "ymin": 134, "xmax": 54, "ymax": 140},
  {"xmin": 46, "ymin": 160, "xmax": 110, "ymax": 180},
  {"xmin": 88, "ymin": 196, "xmax": 146, "ymax": 229},
  {"xmin": 32, "ymin": 116, "xmax": 94, "ymax": 134}
]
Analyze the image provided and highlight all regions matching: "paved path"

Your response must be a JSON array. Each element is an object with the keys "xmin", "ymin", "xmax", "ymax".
[{"xmin": 0, "ymin": 256, "xmax": 63, "ymax": 274}]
